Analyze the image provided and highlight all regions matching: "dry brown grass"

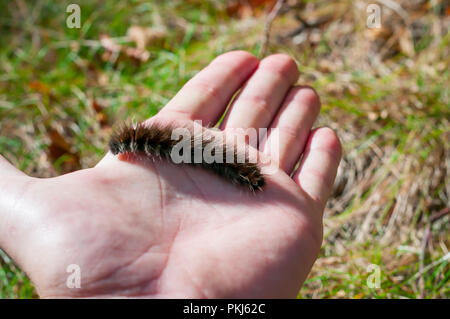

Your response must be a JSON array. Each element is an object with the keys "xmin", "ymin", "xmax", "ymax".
[
  {"xmin": 0, "ymin": 0, "xmax": 448, "ymax": 298},
  {"xmin": 260, "ymin": 0, "xmax": 449, "ymax": 298}
]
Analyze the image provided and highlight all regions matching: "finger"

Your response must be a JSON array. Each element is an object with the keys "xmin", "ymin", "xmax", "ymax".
[
  {"xmin": 221, "ymin": 54, "xmax": 299, "ymax": 130},
  {"xmin": 157, "ymin": 51, "xmax": 259, "ymax": 126},
  {"xmin": 293, "ymin": 128, "xmax": 342, "ymax": 208},
  {"xmin": 261, "ymin": 86, "xmax": 321, "ymax": 173}
]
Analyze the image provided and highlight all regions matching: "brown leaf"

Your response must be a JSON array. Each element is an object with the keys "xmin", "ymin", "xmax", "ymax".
[
  {"xmin": 28, "ymin": 81, "xmax": 51, "ymax": 96},
  {"xmin": 48, "ymin": 129, "xmax": 71, "ymax": 154},
  {"xmin": 47, "ymin": 128, "xmax": 80, "ymax": 173},
  {"xmin": 365, "ymin": 25, "xmax": 392, "ymax": 41},
  {"xmin": 226, "ymin": 0, "xmax": 276, "ymax": 18},
  {"xmin": 100, "ymin": 34, "xmax": 121, "ymax": 53},
  {"xmin": 99, "ymin": 33, "xmax": 151, "ymax": 64},
  {"xmin": 127, "ymin": 26, "xmax": 167, "ymax": 50},
  {"xmin": 92, "ymin": 99, "xmax": 109, "ymax": 127},
  {"xmin": 124, "ymin": 47, "xmax": 151, "ymax": 63},
  {"xmin": 398, "ymin": 28, "xmax": 415, "ymax": 57}
]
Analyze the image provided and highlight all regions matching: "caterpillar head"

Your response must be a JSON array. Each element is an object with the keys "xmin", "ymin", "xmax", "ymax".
[{"xmin": 109, "ymin": 124, "xmax": 134, "ymax": 155}]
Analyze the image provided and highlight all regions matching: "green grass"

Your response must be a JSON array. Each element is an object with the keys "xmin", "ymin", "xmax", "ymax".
[
  {"xmin": 0, "ymin": 250, "xmax": 36, "ymax": 298},
  {"xmin": 1, "ymin": 0, "xmax": 449, "ymax": 298}
]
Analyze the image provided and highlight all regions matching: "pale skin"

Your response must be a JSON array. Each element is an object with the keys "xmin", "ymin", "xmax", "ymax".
[{"xmin": 0, "ymin": 51, "xmax": 341, "ymax": 298}]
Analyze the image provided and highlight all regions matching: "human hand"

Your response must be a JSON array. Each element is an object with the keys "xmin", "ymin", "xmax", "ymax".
[{"xmin": 0, "ymin": 51, "xmax": 341, "ymax": 298}]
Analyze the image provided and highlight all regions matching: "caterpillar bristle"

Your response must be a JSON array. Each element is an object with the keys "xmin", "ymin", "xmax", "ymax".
[{"xmin": 109, "ymin": 121, "xmax": 265, "ymax": 192}]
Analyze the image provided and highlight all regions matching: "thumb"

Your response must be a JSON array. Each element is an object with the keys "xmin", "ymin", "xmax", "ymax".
[
  {"xmin": 0, "ymin": 154, "xmax": 36, "ymax": 260},
  {"xmin": 0, "ymin": 154, "xmax": 30, "ymax": 178}
]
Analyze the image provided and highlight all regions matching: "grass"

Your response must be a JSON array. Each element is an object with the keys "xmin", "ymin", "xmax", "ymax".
[{"xmin": 0, "ymin": 0, "xmax": 449, "ymax": 298}]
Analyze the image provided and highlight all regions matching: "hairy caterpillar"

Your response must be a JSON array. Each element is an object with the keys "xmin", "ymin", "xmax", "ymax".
[{"xmin": 108, "ymin": 122, "xmax": 265, "ymax": 192}]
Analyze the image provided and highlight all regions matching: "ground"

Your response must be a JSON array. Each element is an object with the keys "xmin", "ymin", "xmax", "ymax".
[{"xmin": 0, "ymin": 0, "xmax": 448, "ymax": 298}]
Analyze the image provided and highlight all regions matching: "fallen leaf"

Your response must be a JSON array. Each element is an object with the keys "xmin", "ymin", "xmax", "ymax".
[
  {"xmin": 99, "ymin": 33, "xmax": 151, "ymax": 64},
  {"xmin": 398, "ymin": 28, "xmax": 415, "ymax": 57},
  {"xmin": 226, "ymin": 0, "xmax": 276, "ymax": 18},
  {"xmin": 92, "ymin": 99, "xmax": 109, "ymax": 127},
  {"xmin": 47, "ymin": 128, "xmax": 80, "ymax": 173},
  {"xmin": 124, "ymin": 47, "xmax": 151, "ymax": 62},
  {"xmin": 28, "ymin": 81, "xmax": 51, "ymax": 96},
  {"xmin": 127, "ymin": 26, "xmax": 167, "ymax": 50},
  {"xmin": 100, "ymin": 34, "xmax": 121, "ymax": 53}
]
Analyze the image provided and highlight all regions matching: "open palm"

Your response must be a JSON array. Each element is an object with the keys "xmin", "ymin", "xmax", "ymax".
[{"xmin": 0, "ymin": 52, "xmax": 341, "ymax": 298}]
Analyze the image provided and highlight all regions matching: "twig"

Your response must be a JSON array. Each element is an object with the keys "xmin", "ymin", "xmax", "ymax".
[
  {"xmin": 413, "ymin": 252, "xmax": 450, "ymax": 280},
  {"xmin": 259, "ymin": 0, "xmax": 285, "ymax": 58},
  {"xmin": 430, "ymin": 207, "xmax": 450, "ymax": 222},
  {"xmin": 418, "ymin": 222, "xmax": 430, "ymax": 298},
  {"xmin": 417, "ymin": 207, "xmax": 449, "ymax": 298},
  {"xmin": 52, "ymin": 37, "xmax": 131, "ymax": 49}
]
